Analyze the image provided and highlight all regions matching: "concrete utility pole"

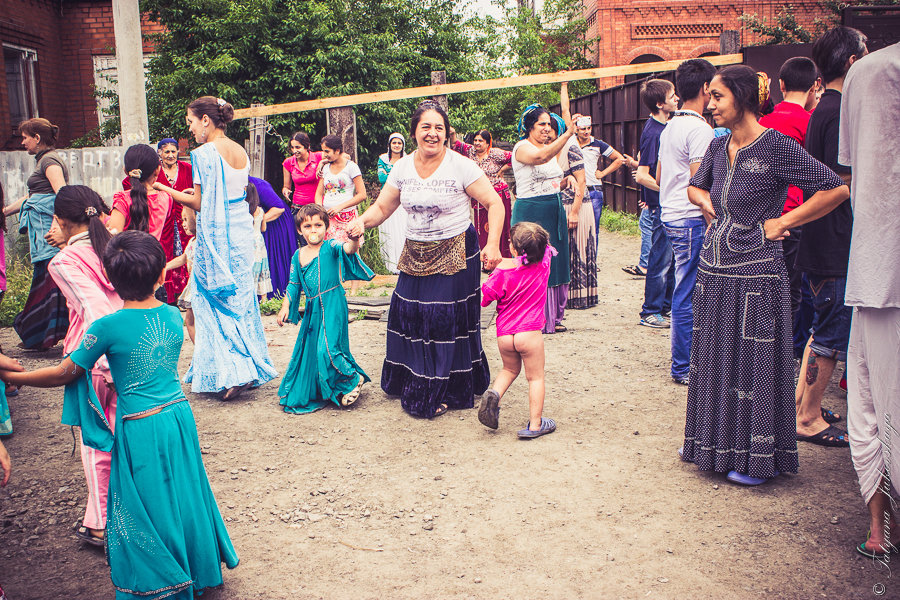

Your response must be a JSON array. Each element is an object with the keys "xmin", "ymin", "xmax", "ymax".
[{"xmin": 112, "ymin": 0, "xmax": 150, "ymax": 145}]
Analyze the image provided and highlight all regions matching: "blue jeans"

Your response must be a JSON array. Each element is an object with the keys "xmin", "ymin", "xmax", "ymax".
[
  {"xmin": 638, "ymin": 207, "xmax": 653, "ymax": 269},
  {"xmin": 640, "ymin": 207, "xmax": 674, "ymax": 317},
  {"xmin": 664, "ymin": 217, "xmax": 706, "ymax": 379},
  {"xmin": 588, "ymin": 188, "xmax": 604, "ymax": 242}
]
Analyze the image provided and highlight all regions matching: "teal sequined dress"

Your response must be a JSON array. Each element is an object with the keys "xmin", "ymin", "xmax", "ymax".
[
  {"xmin": 278, "ymin": 240, "xmax": 374, "ymax": 413},
  {"xmin": 69, "ymin": 304, "xmax": 238, "ymax": 599}
]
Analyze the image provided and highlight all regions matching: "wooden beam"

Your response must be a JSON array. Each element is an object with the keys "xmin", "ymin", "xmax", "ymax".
[{"xmin": 232, "ymin": 54, "xmax": 743, "ymax": 119}]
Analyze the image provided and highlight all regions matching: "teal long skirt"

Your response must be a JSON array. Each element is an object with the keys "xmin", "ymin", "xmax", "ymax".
[
  {"xmin": 511, "ymin": 193, "xmax": 570, "ymax": 288},
  {"xmin": 108, "ymin": 401, "xmax": 238, "ymax": 599}
]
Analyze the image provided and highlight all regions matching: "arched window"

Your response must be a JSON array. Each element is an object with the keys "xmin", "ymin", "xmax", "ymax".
[{"xmin": 626, "ymin": 54, "xmax": 665, "ymax": 84}]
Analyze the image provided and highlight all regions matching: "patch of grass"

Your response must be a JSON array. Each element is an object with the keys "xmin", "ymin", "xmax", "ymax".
[
  {"xmin": 356, "ymin": 198, "xmax": 390, "ymax": 276},
  {"xmin": 0, "ymin": 255, "xmax": 32, "ymax": 328},
  {"xmin": 259, "ymin": 295, "xmax": 284, "ymax": 316},
  {"xmin": 354, "ymin": 308, "xmax": 369, "ymax": 321},
  {"xmin": 355, "ymin": 290, "xmax": 370, "ymax": 297},
  {"xmin": 599, "ymin": 209, "xmax": 641, "ymax": 237}
]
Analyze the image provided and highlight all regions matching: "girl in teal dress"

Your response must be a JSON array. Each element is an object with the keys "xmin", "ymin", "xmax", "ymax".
[
  {"xmin": 277, "ymin": 204, "xmax": 374, "ymax": 413},
  {"xmin": 0, "ymin": 231, "xmax": 238, "ymax": 600}
]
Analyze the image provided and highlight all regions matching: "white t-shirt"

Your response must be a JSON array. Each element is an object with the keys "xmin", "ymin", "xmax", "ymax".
[
  {"xmin": 579, "ymin": 137, "xmax": 614, "ymax": 186},
  {"xmin": 385, "ymin": 150, "xmax": 483, "ymax": 242},
  {"xmin": 657, "ymin": 110, "xmax": 713, "ymax": 222},
  {"xmin": 512, "ymin": 139, "xmax": 564, "ymax": 198},
  {"xmin": 320, "ymin": 160, "xmax": 362, "ymax": 210},
  {"xmin": 839, "ymin": 42, "xmax": 900, "ymax": 309}
]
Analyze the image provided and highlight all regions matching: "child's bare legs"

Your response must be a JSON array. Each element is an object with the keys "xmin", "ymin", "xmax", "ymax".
[
  {"xmin": 490, "ymin": 331, "xmax": 545, "ymax": 430},
  {"xmin": 512, "ymin": 331, "xmax": 545, "ymax": 430},
  {"xmin": 492, "ymin": 334, "xmax": 522, "ymax": 399},
  {"xmin": 185, "ymin": 308, "xmax": 195, "ymax": 344}
]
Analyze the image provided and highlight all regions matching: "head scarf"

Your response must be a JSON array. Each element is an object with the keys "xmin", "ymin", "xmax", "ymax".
[
  {"xmin": 157, "ymin": 137, "xmax": 178, "ymax": 150},
  {"xmin": 550, "ymin": 113, "xmax": 566, "ymax": 138},
  {"xmin": 757, "ymin": 72, "xmax": 775, "ymax": 117},
  {"xmin": 381, "ymin": 132, "xmax": 407, "ymax": 163},
  {"xmin": 517, "ymin": 104, "xmax": 544, "ymax": 140}
]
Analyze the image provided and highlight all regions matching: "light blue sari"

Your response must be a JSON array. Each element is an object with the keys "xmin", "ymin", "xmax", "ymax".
[{"xmin": 185, "ymin": 143, "xmax": 277, "ymax": 392}]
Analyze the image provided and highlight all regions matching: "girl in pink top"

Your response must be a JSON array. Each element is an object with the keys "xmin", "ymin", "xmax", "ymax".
[
  {"xmin": 282, "ymin": 131, "xmax": 323, "ymax": 207},
  {"xmin": 479, "ymin": 222, "xmax": 557, "ymax": 439},
  {"xmin": 48, "ymin": 185, "xmax": 123, "ymax": 547},
  {"xmin": 106, "ymin": 144, "xmax": 173, "ymax": 240}
]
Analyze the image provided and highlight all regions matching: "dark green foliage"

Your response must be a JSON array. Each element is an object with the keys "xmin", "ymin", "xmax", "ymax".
[{"xmin": 140, "ymin": 0, "xmax": 590, "ymax": 163}]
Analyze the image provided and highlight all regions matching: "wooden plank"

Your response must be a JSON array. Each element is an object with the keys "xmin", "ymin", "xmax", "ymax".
[
  {"xmin": 431, "ymin": 70, "xmax": 448, "ymax": 112},
  {"xmin": 247, "ymin": 102, "xmax": 266, "ymax": 179},
  {"xmin": 232, "ymin": 54, "xmax": 744, "ymax": 119}
]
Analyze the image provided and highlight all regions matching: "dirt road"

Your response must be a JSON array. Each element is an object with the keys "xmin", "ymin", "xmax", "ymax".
[{"xmin": 0, "ymin": 229, "xmax": 889, "ymax": 599}]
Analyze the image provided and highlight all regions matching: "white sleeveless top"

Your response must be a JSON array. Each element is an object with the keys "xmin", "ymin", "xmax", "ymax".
[
  {"xmin": 194, "ymin": 144, "xmax": 250, "ymax": 199},
  {"xmin": 512, "ymin": 139, "xmax": 564, "ymax": 198}
]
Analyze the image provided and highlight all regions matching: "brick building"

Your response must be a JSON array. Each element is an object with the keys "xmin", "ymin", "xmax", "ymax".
[
  {"xmin": 0, "ymin": 0, "xmax": 160, "ymax": 151},
  {"xmin": 582, "ymin": 1, "xmax": 835, "ymax": 77}
]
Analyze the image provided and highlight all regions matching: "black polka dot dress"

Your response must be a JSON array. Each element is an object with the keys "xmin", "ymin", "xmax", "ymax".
[{"xmin": 682, "ymin": 129, "xmax": 844, "ymax": 478}]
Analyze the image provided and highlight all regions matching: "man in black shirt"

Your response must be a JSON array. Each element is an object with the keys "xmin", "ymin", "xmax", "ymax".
[{"xmin": 794, "ymin": 26, "xmax": 867, "ymax": 448}]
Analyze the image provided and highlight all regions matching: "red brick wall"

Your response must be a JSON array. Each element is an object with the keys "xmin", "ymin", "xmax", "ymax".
[
  {"xmin": 582, "ymin": 1, "xmax": 842, "ymax": 88},
  {"xmin": 0, "ymin": 0, "xmax": 160, "ymax": 150}
]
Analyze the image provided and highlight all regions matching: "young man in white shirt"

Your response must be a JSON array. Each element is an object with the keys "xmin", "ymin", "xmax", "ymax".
[
  {"xmin": 574, "ymin": 117, "xmax": 627, "ymax": 245},
  {"xmin": 656, "ymin": 58, "xmax": 716, "ymax": 384}
]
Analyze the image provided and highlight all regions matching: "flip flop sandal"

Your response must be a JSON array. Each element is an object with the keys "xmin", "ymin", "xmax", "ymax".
[
  {"xmin": 75, "ymin": 526, "xmax": 105, "ymax": 547},
  {"xmin": 796, "ymin": 425, "xmax": 850, "ymax": 447},
  {"xmin": 821, "ymin": 408, "xmax": 842, "ymax": 424},
  {"xmin": 517, "ymin": 417, "xmax": 556, "ymax": 439},
  {"xmin": 621, "ymin": 265, "xmax": 646, "ymax": 276},
  {"xmin": 432, "ymin": 404, "xmax": 448, "ymax": 418},
  {"xmin": 725, "ymin": 470, "xmax": 779, "ymax": 486},
  {"xmin": 478, "ymin": 390, "xmax": 500, "ymax": 430},
  {"xmin": 341, "ymin": 379, "xmax": 364, "ymax": 407},
  {"xmin": 856, "ymin": 541, "xmax": 899, "ymax": 559}
]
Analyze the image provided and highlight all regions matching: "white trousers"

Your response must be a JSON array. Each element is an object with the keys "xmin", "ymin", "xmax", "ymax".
[{"xmin": 846, "ymin": 307, "xmax": 900, "ymax": 504}]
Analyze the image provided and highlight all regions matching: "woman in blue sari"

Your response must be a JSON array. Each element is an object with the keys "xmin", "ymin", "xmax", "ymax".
[{"xmin": 155, "ymin": 96, "xmax": 276, "ymax": 399}]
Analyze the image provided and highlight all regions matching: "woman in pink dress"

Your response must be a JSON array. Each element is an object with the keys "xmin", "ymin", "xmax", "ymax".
[
  {"xmin": 282, "ymin": 131, "xmax": 324, "ymax": 209},
  {"xmin": 450, "ymin": 128, "xmax": 514, "ymax": 257}
]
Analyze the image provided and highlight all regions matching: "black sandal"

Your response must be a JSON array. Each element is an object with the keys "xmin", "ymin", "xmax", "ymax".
[
  {"xmin": 622, "ymin": 265, "xmax": 646, "ymax": 276},
  {"xmin": 75, "ymin": 526, "xmax": 105, "ymax": 547},
  {"xmin": 821, "ymin": 407, "xmax": 842, "ymax": 424},
  {"xmin": 796, "ymin": 425, "xmax": 849, "ymax": 447},
  {"xmin": 432, "ymin": 404, "xmax": 448, "ymax": 418},
  {"xmin": 554, "ymin": 324, "xmax": 568, "ymax": 333}
]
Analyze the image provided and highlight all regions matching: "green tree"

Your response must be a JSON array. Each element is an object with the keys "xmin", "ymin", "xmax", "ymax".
[
  {"xmin": 141, "ymin": 0, "xmax": 489, "ymax": 170},
  {"xmin": 740, "ymin": 1, "xmax": 899, "ymax": 45},
  {"xmin": 449, "ymin": 0, "xmax": 593, "ymax": 143}
]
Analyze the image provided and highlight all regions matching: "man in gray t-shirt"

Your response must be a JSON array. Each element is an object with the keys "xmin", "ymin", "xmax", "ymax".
[{"xmin": 840, "ymin": 41, "xmax": 900, "ymax": 561}]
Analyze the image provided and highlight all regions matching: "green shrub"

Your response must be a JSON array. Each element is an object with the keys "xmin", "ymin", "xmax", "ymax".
[
  {"xmin": 599, "ymin": 210, "xmax": 641, "ymax": 237},
  {"xmin": 1, "ymin": 256, "xmax": 33, "ymax": 327},
  {"xmin": 259, "ymin": 295, "xmax": 284, "ymax": 316},
  {"xmin": 356, "ymin": 199, "xmax": 390, "ymax": 276}
]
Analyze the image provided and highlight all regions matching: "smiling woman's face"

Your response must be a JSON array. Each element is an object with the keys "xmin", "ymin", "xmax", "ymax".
[{"xmin": 415, "ymin": 110, "xmax": 447, "ymax": 156}]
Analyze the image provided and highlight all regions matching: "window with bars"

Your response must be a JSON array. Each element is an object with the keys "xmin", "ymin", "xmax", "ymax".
[
  {"xmin": 4, "ymin": 45, "xmax": 39, "ymax": 128},
  {"xmin": 633, "ymin": 23, "xmax": 723, "ymax": 39}
]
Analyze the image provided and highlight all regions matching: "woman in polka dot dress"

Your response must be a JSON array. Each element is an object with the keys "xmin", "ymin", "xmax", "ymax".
[{"xmin": 682, "ymin": 66, "xmax": 849, "ymax": 486}]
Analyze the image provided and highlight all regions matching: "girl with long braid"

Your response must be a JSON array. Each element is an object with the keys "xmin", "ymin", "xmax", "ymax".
[{"xmin": 48, "ymin": 185, "xmax": 123, "ymax": 546}]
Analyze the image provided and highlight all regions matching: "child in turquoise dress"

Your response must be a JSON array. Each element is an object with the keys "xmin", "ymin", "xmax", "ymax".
[
  {"xmin": 0, "ymin": 231, "xmax": 238, "ymax": 600},
  {"xmin": 277, "ymin": 203, "xmax": 374, "ymax": 413}
]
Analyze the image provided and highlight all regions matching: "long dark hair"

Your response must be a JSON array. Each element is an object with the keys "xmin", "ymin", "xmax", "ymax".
[
  {"xmin": 0, "ymin": 181, "xmax": 6, "ymax": 233},
  {"xmin": 715, "ymin": 65, "xmax": 761, "ymax": 121},
  {"xmin": 123, "ymin": 144, "xmax": 161, "ymax": 233},
  {"xmin": 246, "ymin": 183, "xmax": 259, "ymax": 215},
  {"xmin": 54, "ymin": 185, "xmax": 112, "ymax": 260}
]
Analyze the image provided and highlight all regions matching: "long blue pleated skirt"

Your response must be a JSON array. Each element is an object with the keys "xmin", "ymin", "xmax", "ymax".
[{"xmin": 381, "ymin": 225, "xmax": 490, "ymax": 418}]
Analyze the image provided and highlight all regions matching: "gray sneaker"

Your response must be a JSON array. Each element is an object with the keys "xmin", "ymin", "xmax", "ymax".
[{"xmin": 640, "ymin": 313, "xmax": 670, "ymax": 328}]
